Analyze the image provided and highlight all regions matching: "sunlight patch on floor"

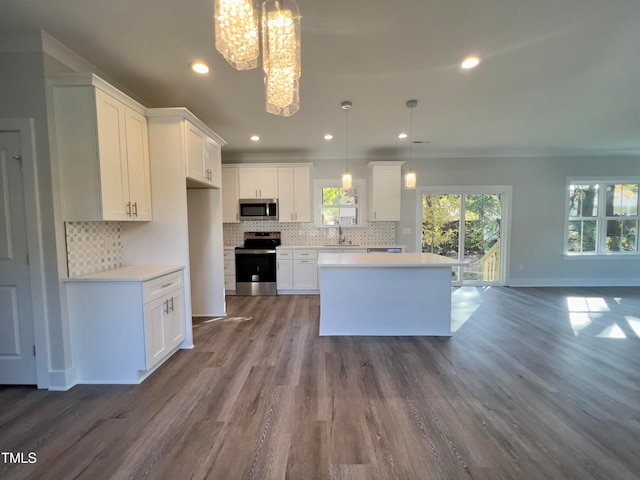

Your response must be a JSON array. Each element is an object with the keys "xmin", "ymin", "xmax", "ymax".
[
  {"xmin": 596, "ymin": 323, "xmax": 626, "ymax": 339},
  {"xmin": 451, "ymin": 287, "xmax": 484, "ymax": 332},
  {"xmin": 566, "ymin": 296, "xmax": 610, "ymax": 313},
  {"xmin": 626, "ymin": 316, "xmax": 640, "ymax": 336}
]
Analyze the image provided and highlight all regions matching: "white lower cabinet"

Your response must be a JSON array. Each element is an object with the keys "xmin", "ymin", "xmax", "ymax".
[
  {"xmin": 277, "ymin": 261, "xmax": 293, "ymax": 290},
  {"xmin": 224, "ymin": 248, "xmax": 236, "ymax": 293},
  {"xmin": 144, "ymin": 287, "xmax": 185, "ymax": 369},
  {"xmin": 277, "ymin": 249, "xmax": 317, "ymax": 292},
  {"xmin": 276, "ymin": 249, "xmax": 293, "ymax": 290},
  {"xmin": 293, "ymin": 250, "xmax": 318, "ymax": 289},
  {"xmin": 66, "ymin": 266, "xmax": 185, "ymax": 384},
  {"xmin": 293, "ymin": 259, "xmax": 317, "ymax": 289}
]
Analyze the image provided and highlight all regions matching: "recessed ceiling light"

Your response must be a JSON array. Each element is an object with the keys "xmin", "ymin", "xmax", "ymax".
[
  {"xmin": 461, "ymin": 56, "xmax": 480, "ymax": 70},
  {"xmin": 250, "ymin": 135, "xmax": 260, "ymax": 142},
  {"xmin": 398, "ymin": 132, "xmax": 408, "ymax": 139},
  {"xmin": 191, "ymin": 62, "xmax": 210, "ymax": 74},
  {"xmin": 324, "ymin": 133, "xmax": 333, "ymax": 140}
]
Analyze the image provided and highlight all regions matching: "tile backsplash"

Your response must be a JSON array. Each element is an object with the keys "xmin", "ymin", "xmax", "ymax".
[
  {"xmin": 223, "ymin": 221, "xmax": 397, "ymax": 247},
  {"xmin": 65, "ymin": 222, "xmax": 125, "ymax": 277},
  {"xmin": 64, "ymin": 220, "xmax": 396, "ymax": 277}
]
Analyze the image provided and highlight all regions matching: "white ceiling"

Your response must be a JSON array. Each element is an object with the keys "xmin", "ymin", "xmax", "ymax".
[{"xmin": 1, "ymin": 0, "xmax": 640, "ymax": 161}]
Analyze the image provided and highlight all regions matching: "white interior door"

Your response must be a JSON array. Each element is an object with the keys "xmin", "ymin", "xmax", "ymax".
[{"xmin": 0, "ymin": 131, "xmax": 37, "ymax": 384}]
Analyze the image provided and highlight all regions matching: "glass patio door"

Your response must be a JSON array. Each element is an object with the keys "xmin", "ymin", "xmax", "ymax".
[{"xmin": 419, "ymin": 187, "xmax": 509, "ymax": 286}]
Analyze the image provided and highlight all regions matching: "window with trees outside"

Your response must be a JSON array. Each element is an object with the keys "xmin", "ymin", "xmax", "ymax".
[
  {"xmin": 567, "ymin": 180, "xmax": 639, "ymax": 254},
  {"xmin": 314, "ymin": 180, "xmax": 363, "ymax": 226}
]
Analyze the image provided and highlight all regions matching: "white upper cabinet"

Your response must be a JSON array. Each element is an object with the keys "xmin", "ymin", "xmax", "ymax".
[
  {"xmin": 49, "ymin": 73, "xmax": 152, "ymax": 221},
  {"xmin": 278, "ymin": 166, "xmax": 311, "ymax": 222},
  {"xmin": 186, "ymin": 121, "xmax": 222, "ymax": 188},
  {"xmin": 238, "ymin": 167, "xmax": 278, "ymax": 198},
  {"xmin": 367, "ymin": 161, "xmax": 404, "ymax": 221},
  {"xmin": 222, "ymin": 166, "xmax": 240, "ymax": 223},
  {"xmin": 145, "ymin": 108, "xmax": 225, "ymax": 191}
]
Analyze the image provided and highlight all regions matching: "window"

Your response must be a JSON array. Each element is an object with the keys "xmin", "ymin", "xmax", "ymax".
[
  {"xmin": 314, "ymin": 179, "xmax": 364, "ymax": 226},
  {"xmin": 567, "ymin": 180, "xmax": 639, "ymax": 255}
]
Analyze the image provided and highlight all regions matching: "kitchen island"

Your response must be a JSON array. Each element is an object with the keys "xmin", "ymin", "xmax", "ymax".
[{"xmin": 318, "ymin": 252, "xmax": 464, "ymax": 336}]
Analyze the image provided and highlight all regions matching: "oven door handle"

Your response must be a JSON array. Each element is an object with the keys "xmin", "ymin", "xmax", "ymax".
[{"xmin": 235, "ymin": 249, "xmax": 277, "ymax": 255}]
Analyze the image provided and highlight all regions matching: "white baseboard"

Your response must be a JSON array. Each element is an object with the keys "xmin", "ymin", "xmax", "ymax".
[{"xmin": 47, "ymin": 366, "xmax": 77, "ymax": 391}]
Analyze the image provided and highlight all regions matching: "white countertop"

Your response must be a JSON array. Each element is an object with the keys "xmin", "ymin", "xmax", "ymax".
[
  {"xmin": 277, "ymin": 244, "xmax": 406, "ymax": 250},
  {"xmin": 317, "ymin": 252, "xmax": 465, "ymax": 268},
  {"xmin": 64, "ymin": 265, "xmax": 184, "ymax": 282}
]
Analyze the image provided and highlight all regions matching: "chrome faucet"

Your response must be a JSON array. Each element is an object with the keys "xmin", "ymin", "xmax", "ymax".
[{"xmin": 338, "ymin": 225, "xmax": 346, "ymax": 245}]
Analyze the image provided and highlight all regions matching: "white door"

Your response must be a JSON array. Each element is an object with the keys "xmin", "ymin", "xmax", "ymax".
[
  {"xmin": 0, "ymin": 131, "xmax": 37, "ymax": 384},
  {"xmin": 418, "ymin": 186, "xmax": 510, "ymax": 286}
]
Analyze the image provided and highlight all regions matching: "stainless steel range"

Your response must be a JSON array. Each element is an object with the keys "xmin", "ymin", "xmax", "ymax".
[{"xmin": 235, "ymin": 231, "xmax": 281, "ymax": 296}]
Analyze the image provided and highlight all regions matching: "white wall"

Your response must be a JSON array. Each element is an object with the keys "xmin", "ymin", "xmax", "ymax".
[{"xmin": 400, "ymin": 155, "xmax": 640, "ymax": 286}]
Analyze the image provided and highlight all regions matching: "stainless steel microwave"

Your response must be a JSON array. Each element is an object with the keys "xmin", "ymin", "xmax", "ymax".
[{"xmin": 238, "ymin": 198, "xmax": 279, "ymax": 221}]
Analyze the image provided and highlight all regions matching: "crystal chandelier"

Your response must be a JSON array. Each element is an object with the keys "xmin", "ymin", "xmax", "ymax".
[
  {"xmin": 341, "ymin": 101, "xmax": 353, "ymax": 190},
  {"xmin": 404, "ymin": 99, "xmax": 418, "ymax": 190},
  {"xmin": 214, "ymin": 0, "xmax": 260, "ymax": 70},
  {"xmin": 262, "ymin": 0, "xmax": 301, "ymax": 116},
  {"xmin": 214, "ymin": 0, "xmax": 301, "ymax": 116}
]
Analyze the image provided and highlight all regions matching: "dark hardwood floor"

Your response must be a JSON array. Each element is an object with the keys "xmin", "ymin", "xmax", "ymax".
[{"xmin": 1, "ymin": 287, "xmax": 640, "ymax": 479}]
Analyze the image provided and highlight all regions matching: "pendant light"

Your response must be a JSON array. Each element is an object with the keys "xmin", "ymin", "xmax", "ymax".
[
  {"xmin": 404, "ymin": 99, "xmax": 418, "ymax": 190},
  {"xmin": 341, "ymin": 101, "xmax": 353, "ymax": 190},
  {"xmin": 214, "ymin": 0, "xmax": 260, "ymax": 70},
  {"xmin": 214, "ymin": 0, "xmax": 302, "ymax": 115},
  {"xmin": 262, "ymin": 0, "xmax": 301, "ymax": 116}
]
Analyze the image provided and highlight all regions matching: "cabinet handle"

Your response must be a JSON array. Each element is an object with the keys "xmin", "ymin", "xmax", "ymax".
[
  {"xmin": 169, "ymin": 297, "xmax": 175, "ymax": 312},
  {"xmin": 295, "ymin": 212, "xmax": 297, "ymax": 220},
  {"xmin": 290, "ymin": 213, "xmax": 293, "ymax": 220},
  {"xmin": 133, "ymin": 202, "xmax": 138, "ymax": 217},
  {"xmin": 163, "ymin": 300, "xmax": 169, "ymax": 314},
  {"xmin": 236, "ymin": 213, "xmax": 239, "ymax": 221},
  {"xmin": 374, "ymin": 211, "xmax": 377, "ymax": 220},
  {"xmin": 126, "ymin": 202, "xmax": 131, "ymax": 217},
  {"xmin": 161, "ymin": 282, "xmax": 173, "ymax": 289}
]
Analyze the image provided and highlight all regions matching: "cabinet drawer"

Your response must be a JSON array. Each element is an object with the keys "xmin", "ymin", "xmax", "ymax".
[
  {"xmin": 277, "ymin": 249, "xmax": 293, "ymax": 259},
  {"xmin": 223, "ymin": 261, "xmax": 235, "ymax": 275},
  {"xmin": 143, "ymin": 271, "xmax": 183, "ymax": 303},
  {"xmin": 293, "ymin": 249, "xmax": 318, "ymax": 260}
]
